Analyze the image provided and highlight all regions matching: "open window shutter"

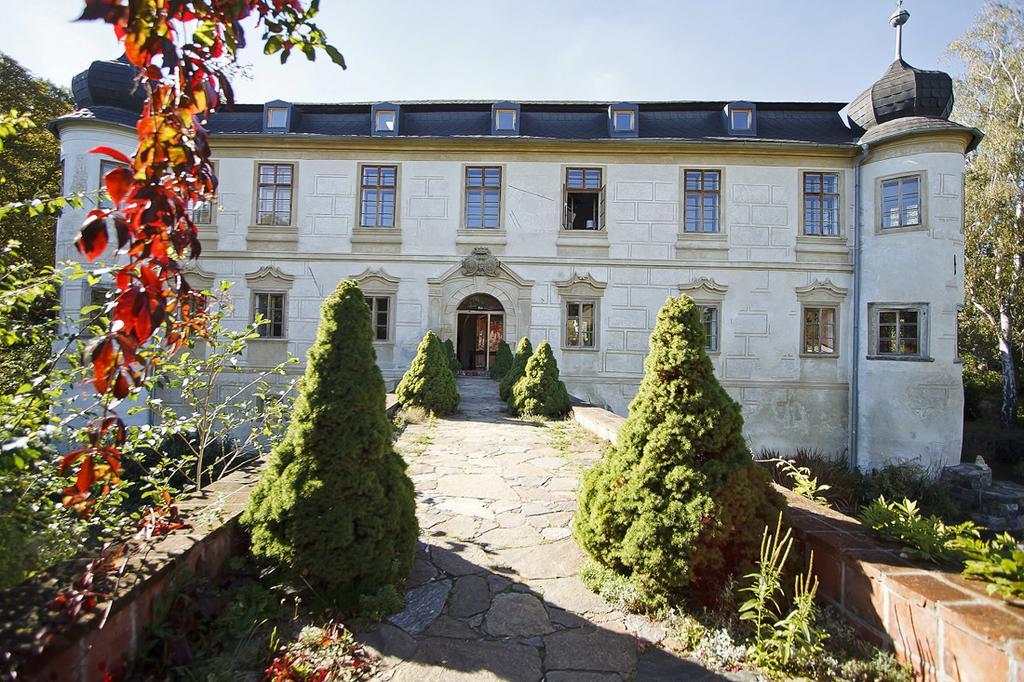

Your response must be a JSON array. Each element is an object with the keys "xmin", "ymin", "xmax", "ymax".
[
  {"xmin": 598, "ymin": 184, "xmax": 607, "ymax": 231},
  {"xmin": 561, "ymin": 183, "xmax": 569, "ymax": 230}
]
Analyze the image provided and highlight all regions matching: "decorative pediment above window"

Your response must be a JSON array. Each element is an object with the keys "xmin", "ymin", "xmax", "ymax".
[
  {"xmin": 679, "ymin": 276, "xmax": 728, "ymax": 302},
  {"xmin": 555, "ymin": 272, "xmax": 608, "ymax": 298},
  {"xmin": 795, "ymin": 278, "xmax": 848, "ymax": 303},
  {"xmin": 182, "ymin": 265, "xmax": 217, "ymax": 293},
  {"xmin": 351, "ymin": 267, "xmax": 399, "ymax": 294},
  {"xmin": 460, "ymin": 247, "xmax": 501, "ymax": 278},
  {"xmin": 245, "ymin": 265, "xmax": 295, "ymax": 292}
]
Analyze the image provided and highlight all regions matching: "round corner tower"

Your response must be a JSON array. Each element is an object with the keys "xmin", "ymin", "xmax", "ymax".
[{"xmin": 846, "ymin": 7, "xmax": 983, "ymax": 471}]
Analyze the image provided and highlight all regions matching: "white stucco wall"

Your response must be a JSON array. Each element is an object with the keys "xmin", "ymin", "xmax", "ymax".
[{"xmin": 52, "ymin": 121, "xmax": 969, "ymax": 468}]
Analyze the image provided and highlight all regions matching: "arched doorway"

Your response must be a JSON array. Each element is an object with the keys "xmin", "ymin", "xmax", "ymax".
[{"xmin": 456, "ymin": 294, "xmax": 504, "ymax": 373}]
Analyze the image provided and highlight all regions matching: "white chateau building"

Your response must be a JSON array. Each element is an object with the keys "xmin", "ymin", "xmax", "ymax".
[{"xmin": 51, "ymin": 15, "xmax": 981, "ymax": 471}]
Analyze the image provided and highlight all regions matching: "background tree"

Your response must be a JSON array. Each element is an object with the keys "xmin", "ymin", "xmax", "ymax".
[
  {"xmin": 574, "ymin": 295, "xmax": 783, "ymax": 606},
  {"xmin": 396, "ymin": 331, "xmax": 460, "ymax": 415},
  {"xmin": 442, "ymin": 338, "xmax": 460, "ymax": 375},
  {"xmin": 951, "ymin": 1, "xmax": 1024, "ymax": 426},
  {"xmin": 499, "ymin": 337, "xmax": 532, "ymax": 402},
  {"xmin": 243, "ymin": 281, "xmax": 417, "ymax": 612},
  {"xmin": 0, "ymin": 54, "xmax": 73, "ymax": 269},
  {"xmin": 508, "ymin": 340, "xmax": 570, "ymax": 418}
]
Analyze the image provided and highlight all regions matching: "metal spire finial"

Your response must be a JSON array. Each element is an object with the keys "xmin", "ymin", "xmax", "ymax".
[{"xmin": 890, "ymin": 0, "xmax": 911, "ymax": 61}]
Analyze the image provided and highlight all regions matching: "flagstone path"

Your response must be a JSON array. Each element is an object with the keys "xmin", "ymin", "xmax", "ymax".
[{"xmin": 358, "ymin": 377, "xmax": 744, "ymax": 681}]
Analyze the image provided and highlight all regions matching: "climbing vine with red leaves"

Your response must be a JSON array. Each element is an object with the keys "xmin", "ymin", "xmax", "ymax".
[{"xmin": 65, "ymin": 0, "xmax": 344, "ymax": 512}]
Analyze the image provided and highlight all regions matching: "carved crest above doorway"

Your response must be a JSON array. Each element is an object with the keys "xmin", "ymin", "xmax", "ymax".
[{"xmin": 460, "ymin": 247, "xmax": 501, "ymax": 277}]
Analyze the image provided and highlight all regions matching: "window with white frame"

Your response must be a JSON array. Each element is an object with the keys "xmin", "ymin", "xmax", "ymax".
[
  {"xmin": 699, "ymin": 304, "xmax": 720, "ymax": 352},
  {"xmin": 730, "ymin": 108, "xmax": 753, "ymax": 131},
  {"xmin": 464, "ymin": 166, "xmax": 502, "ymax": 228},
  {"xmin": 803, "ymin": 306, "xmax": 837, "ymax": 355},
  {"xmin": 84, "ymin": 286, "xmax": 112, "ymax": 330},
  {"xmin": 612, "ymin": 109, "xmax": 634, "ymax": 132},
  {"xmin": 684, "ymin": 170, "xmax": 721, "ymax": 233},
  {"xmin": 880, "ymin": 175, "xmax": 921, "ymax": 229},
  {"xmin": 359, "ymin": 165, "xmax": 397, "ymax": 227},
  {"xmin": 495, "ymin": 109, "xmax": 517, "ymax": 131},
  {"xmin": 803, "ymin": 172, "xmax": 840, "ymax": 236},
  {"xmin": 563, "ymin": 168, "xmax": 605, "ymax": 230},
  {"xmin": 365, "ymin": 295, "xmax": 391, "ymax": 342},
  {"xmin": 565, "ymin": 301, "xmax": 596, "ymax": 348},
  {"xmin": 870, "ymin": 303, "xmax": 928, "ymax": 358},
  {"xmin": 266, "ymin": 107, "xmax": 289, "ymax": 129},
  {"xmin": 256, "ymin": 163, "xmax": 294, "ymax": 226},
  {"xmin": 375, "ymin": 109, "xmax": 396, "ymax": 133},
  {"xmin": 253, "ymin": 292, "xmax": 286, "ymax": 338}
]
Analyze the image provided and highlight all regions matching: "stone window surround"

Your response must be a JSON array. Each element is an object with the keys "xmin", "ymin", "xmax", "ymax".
[
  {"xmin": 867, "ymin": 301, "xmax": 932, "ymax": 362},
  {"xmin": 352, "ymin": 267, "xmax": 400, "ymax": 345},
  {"xmin": 252, "ymin": 291, "xmax": 287, "ymax": 339},
  {"xmin": 355, "ymin": 162, "xmax": 402, "ymax": 231},
  {"xmin": 560, "ymin": 164, "xmax": 607, "ymax": 234},
  {"xmin": 458, "ymin": 164, "xmax": 507, "ymax": 249},
  {"xmin": 555, "ymin": 273, "xmax": 606, "ymax": 352},
  {"xmin": 678, "ymin": 276, "xmax": 728, "ymax": 356},
  {"xmin": 245, "ymin": 265, "xmax": 295, "ymax": 342},
  {"xmin": 798, "ymin": 167, "xmax": 846, "ymax": 239},
  {"xmin": 249, "ymin": 160, "xmax": 298, "ymax": 230},
  {"xmin": 801, "ymin": 305, "xmax": 839, "ymax": 357},
  {"xmin": 875, "ymin": 169, "xmax": 929, "ymax": 235},
  {"xmin": 677, "ymin": 166, "xmax": 727, "ymax": 245},
  {"xmin": 698, "ymin": 303, "xmax": 721, "ymax": 353},
  {"xmin": 795, "ymin": 279, "xmax": 847, "ymax": 359}
]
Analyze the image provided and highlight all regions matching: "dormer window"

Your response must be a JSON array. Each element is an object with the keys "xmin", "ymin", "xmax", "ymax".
[
  {"xmin": 371, "ymin": 103, "xmax": 400, "ymax": 136},
  {"xmin": 730, "ymin": 108, "xmax": 752, "ymax": 131},
  {"xmin": 608, "ymin": 103, "xmax": 639, "ymax": 137},
  {"xmin": 491, "ymin": 102, "xmax": 521, "ymax": 136},
  {"xmin": 261, "ymin": 100, "xmax": 294, "ymax": 132},
  {"xmin": 375, "ymin": 110, "xmax": 396, "ymax": 132},
  {"xmin": 495, "ymin": 109, "xmax": 516, "ymax": 131},
  {"xmin": 266, "ymin": 107, "xmax": 289, "ymax": 129},
  {"xmin": 724, "ymin": 101, "xmax": 757, "ymax": 136}
]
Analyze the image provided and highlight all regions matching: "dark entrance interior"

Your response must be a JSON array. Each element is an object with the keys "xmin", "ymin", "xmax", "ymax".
[{"xmin": 456, "ymin": 294, "xmax": 504, "ymax": 373}]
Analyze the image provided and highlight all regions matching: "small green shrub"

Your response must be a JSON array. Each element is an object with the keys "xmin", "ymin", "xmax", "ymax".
[
  {"xmin": 760, "ymin": 449, "xmax": 862, "ymax": 512},
  {"xmin": 489, "ymin": 340, "xmax": 513, "ymax": 380},
  {"xmin": 575, "ymin": 294, "xmax": 783, "ymax": 607},
  {"xmin": 442, "ymin": 338, "xmax": 460, "ymax": 375},
  {"xmin": 578, "ymin": 559, "xmax": 647, "ymax": 613},
  {"xmin": 952, "ymin": 532, "xmax": 1024, "ymax": 600},
  {"xmin": 396, "ymin": 331, "xmax": 460, "ymax": 416},
  {"xmin": 860, "ymin": 463, "xmax": 958, "ymax": 520},
  {"xmin": 242, "ymin": 281, "xmax": 418, "ymax": 612},
  {"xmin": 508, "ymin": 340, "xmax": 570, "ymax": 418},
  {"xmin": 764, "ymin": 457, "xmax": 832, "ymax": 507},
  {"xmin": 860, "ymin": 497, "xmax": 978, "ymax": 564},
  {"xmin": 739, "ymin": 515, "xmax": 826, "ymax": 677},
  {"xmin": 499, "ymin": 337, "xmax": 532, "ymax": 402}
]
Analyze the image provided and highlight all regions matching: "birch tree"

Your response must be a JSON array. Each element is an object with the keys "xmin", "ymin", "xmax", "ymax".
[{"xmin": 951, "ymin": 2, "xmax": 1024, "ymax": 426}]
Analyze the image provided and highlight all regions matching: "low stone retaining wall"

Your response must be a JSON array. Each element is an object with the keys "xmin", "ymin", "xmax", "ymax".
[
  {"xmin": 1, "ymin": 395, "xmax": 400, "ymax": 681},
  {"xmin": 569, "ymin": 402, "xmax": 1024, "ymax": 682}
]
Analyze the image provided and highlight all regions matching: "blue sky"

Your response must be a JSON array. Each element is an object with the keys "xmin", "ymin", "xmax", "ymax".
[{"xmin": 1, "ymin": 0, "xmax": 985, "ymax": 105}]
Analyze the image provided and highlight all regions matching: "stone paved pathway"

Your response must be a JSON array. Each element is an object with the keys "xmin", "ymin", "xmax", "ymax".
[{"xmin": 359, "ymin": 378, "xmax": 735, "ymax": 681}]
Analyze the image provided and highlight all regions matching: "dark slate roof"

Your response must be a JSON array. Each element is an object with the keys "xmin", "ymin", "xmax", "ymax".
[
  {"xmin": 858, "ymin": 116, "xmax": 982, "ymax": 152},
  {"xmin": 848, "ymin": 59, "xmax": 954, "ymax": 132},
  {"xmin": 70, "ymin": 57, "xmax": 144, "ymax": 113}
]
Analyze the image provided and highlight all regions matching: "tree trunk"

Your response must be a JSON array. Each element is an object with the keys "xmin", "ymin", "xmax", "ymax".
[{"xmin": 999, "ymin": 306, "xmax": 1019, "ymax": 426}]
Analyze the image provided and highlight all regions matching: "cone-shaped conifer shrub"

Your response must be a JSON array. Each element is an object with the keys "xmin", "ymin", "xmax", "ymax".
[
  {"xmin": 489, "ymin": 340, "xmax": 513, "ymax": 380},
  {"xmin": 499, "ymin": 336, "xmax": 533, "ymax": 402},
  {"xmin": 442, "ymin": 338, "xmax": 461, "ymax": 375},
  {"xmin": 242, "ymin": 281, "xmax": 417, "ymax": 613},
  {"xmin": 574, "ymin": 294, "xmax": 783, "ymax": 607},
  {"xmin": 509, "ymin": 341, "xmax": 570, "ymax": 418},
  {"xmin": 396, "ymin": 331, "xmax": 460, "ymax": 415}
]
